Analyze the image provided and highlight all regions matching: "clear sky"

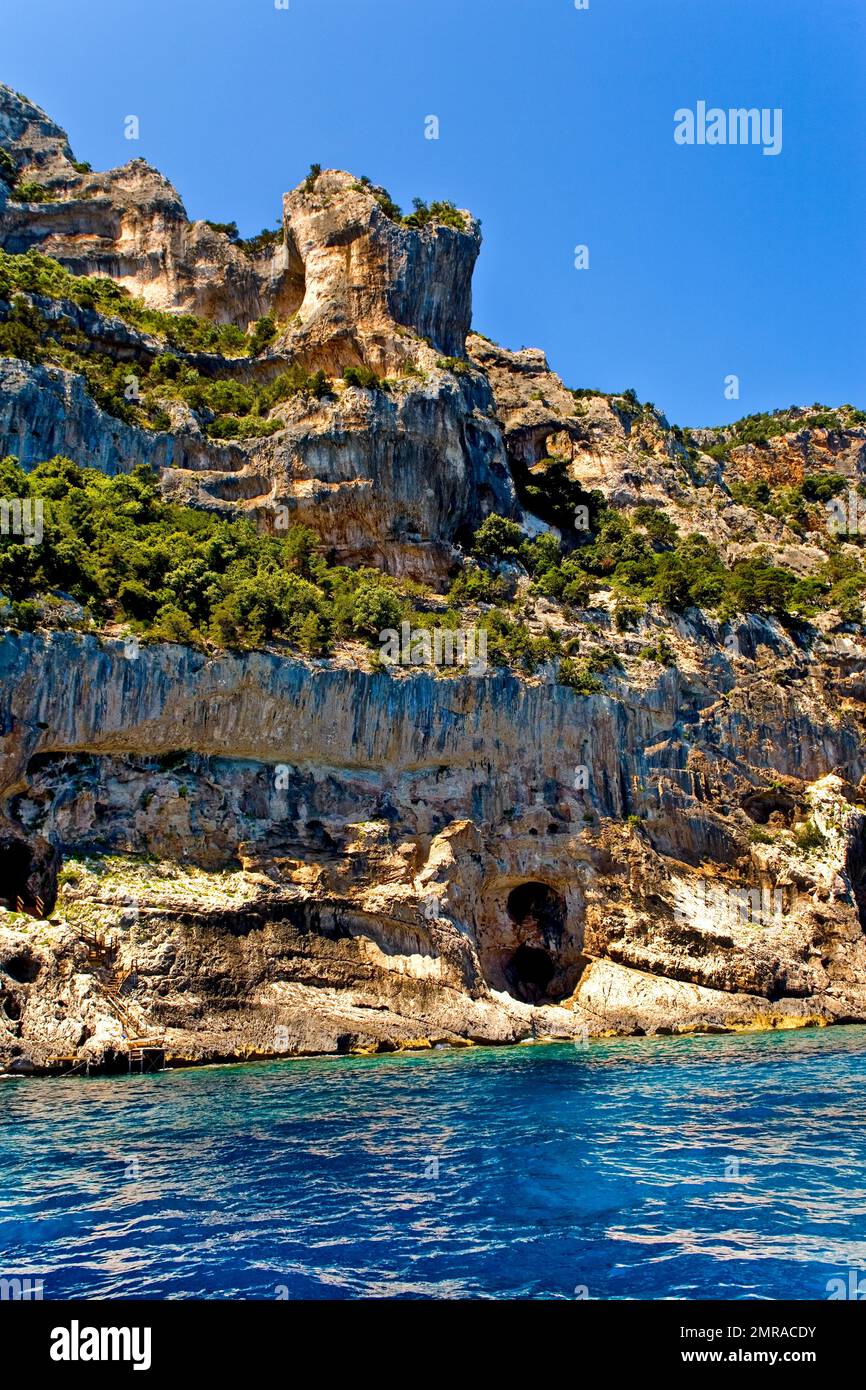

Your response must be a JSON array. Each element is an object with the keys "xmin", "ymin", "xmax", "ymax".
[{"xmin": 3, "ymin": 0, "xmax": 864, "ymax": 426}]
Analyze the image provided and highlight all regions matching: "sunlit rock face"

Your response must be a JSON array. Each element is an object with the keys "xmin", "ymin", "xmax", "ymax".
[
  {"xmin": 0, "ymin": 84, "xmax": 287, "ymax": 324},
  {"xmin": 278, "ymin": 170, "xmax": 479, "ymax": 373},
  {"xmin": 0, "ymin": 84, "xmax": 479, "ymax": 355}
]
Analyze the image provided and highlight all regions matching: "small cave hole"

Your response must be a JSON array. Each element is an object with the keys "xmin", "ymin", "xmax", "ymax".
[
  {"xmin": 2, "ymin": 953, "xmax": 41, "ymax": 984},
  {"xmin": 306, "ymin": 819, "xmax": 337, "ymax": 849},
  {"xmin": 1, "ymin": 992, "xmax": 21, "ymax": 1021},
  {"xmin": 741, "ymin": 790, "xmax": 797, "ymax": 828}
]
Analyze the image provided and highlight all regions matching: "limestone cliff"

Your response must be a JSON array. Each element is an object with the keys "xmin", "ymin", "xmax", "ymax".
[{"xmin": 2, "ymin": 85, "xmax": 866, "ymax": 1073}]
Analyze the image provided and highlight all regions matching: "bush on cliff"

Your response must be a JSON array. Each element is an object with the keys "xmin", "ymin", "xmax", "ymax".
[
  {"xmin": 237, "ymin": 226, "xmax": 283, "ymax": 257},
  {"xmin": 471, "ymin": 514, "xmax": 524, "ymax": 564},
  {"xmin": 466, "ymin": 508, "xmax": 864, "ymax": 624},
  {"xmin": 343, "ymin": 365, "xmax": 385, "ymax": 392},
  {"xmin": 247, "ymin": 314, "xmax": 277, "ymax": 357}
]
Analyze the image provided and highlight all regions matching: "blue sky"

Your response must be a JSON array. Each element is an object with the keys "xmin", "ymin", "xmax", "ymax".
[{"xmin": 3, "ymin": 0, "xmax": 864, "ymax": 426}]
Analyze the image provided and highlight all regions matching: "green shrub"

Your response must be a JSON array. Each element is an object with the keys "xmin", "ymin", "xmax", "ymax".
[
  {"xmin": 471, "ymin": 514, "xmax": 524, "ymax": 564},
  {"xmin": 343, "ymin": 365, "xmax": 384, "ymax": 391},
  {"xmin": 639, "ymin": 637, "xmax": 676, "ymax": 666},
  {"xmin": 633, "ymin": 504, "xmax": 679, "ymax": 548},
  {"xmin": 348, "ymin": 582, "xmax": 403, "ymax": 638},
  {"xmin": 246, "ymin": 314, "xmax": 278, "ymax": 357},
  {"xmin": 238, "ymin": 226, "xmax": 282, "ymax": 257},
  {"xmin": 558, "ymin": 658, "xmax": 603, "ymax": 694},
  {"xmin": 370, "ymin": 186, "xmax": 403, "ymax": 221},
  {"xmin": 436, "ymin": 356, "xmax": 472, "ymax": 375},
  {"xmin": 404, "ymin": 198, "xmax": 467, "ymax": 231},
  {"xmin": 302, "ymin": 163, "xmax": 322, "ymax": 192},
  {"xmin": 614, "ymin": 599, "xmax": 643, "ymax": 631},
  {"xmin": 747, "ymin": 825, "xmax": 774, "ymax": 845},
  {"xmin": 483, "ymin": 610, "xmax": 559, "ymax": 672},
  {"xmin": 793, "ymin": 819, "xmax": 828, "ymax": 853},
  {"xmin": 447, "ymin": 565, "xmax": 509, "ymax": 604},
  {"xmin": 204, "ymin": 220, "xmax": 239, "ymax": 240},
  {"xmin": 9, "ymin": 180, "xmax": 54, "ymax": 203},
  {"xmin": 358, "ymin": 186, "xmax": 468, "ymax": 231}
]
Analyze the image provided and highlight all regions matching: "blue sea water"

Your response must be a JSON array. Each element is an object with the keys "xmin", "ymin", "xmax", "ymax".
[{"xmin": 2, "ymin": 1027, "xmax": 866, "ymax": 1301}]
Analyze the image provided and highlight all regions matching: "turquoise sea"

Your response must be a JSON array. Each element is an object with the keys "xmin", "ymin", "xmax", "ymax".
[{"xmin": 2, "ymin": 1027, "xmax": 865, "ymax": 1300}]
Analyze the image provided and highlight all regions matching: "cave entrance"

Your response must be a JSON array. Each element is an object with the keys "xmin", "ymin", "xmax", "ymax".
[
  {"xmin": 500, "ymin": 881, "xmax": 569, "ymax": 1003},
  {"xmin": 741, "ymin": 789, "xmax": 797, "ymax": 828},
  {"xmin": 0, "ymin": 839, "xmax": 34, "ymax": 911},
  {"xmin": 504, "ymin": 943, "xmax": 556, "ymax": 1003}
]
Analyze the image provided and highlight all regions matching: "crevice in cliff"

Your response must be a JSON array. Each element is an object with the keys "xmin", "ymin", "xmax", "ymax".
[
  {"xmin": 848, "ymin": 833, "xmax": 866, "ymax": 936},
  {"xmin": 271, "ymin": 226, "xmax": 306, "ymax": 321},
  {"xmin": 0, "ymin": 837, "xmax": 35, "ymax": 911}
]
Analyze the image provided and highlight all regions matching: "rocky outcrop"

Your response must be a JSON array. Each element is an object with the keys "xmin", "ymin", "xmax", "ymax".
[
  {"xmin": 469, "ymin": 334, "xmax": 866, "ymax": 567},
  {"xmin": 0, "ymin": 85, "xmax": 287, "ymax": 325},
  {"xmin": 0, "ymin": 85, "xmax": 479, "ymax": 362},
  {"xmin": 0, "ymin": 82, "xmax": 517, "ymax": 579},
  {"xmin": 0, "ymin": 358, "xmax": 173, "ymax": 473},
  {"xmin": 277, "ymin": 171, "xmax": 478, "ymax": 373}
]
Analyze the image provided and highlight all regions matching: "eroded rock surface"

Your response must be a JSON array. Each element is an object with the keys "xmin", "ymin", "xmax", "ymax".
[{"xmin": 2, "ymin": 624, "xmax": 866, "ymax": 1071}]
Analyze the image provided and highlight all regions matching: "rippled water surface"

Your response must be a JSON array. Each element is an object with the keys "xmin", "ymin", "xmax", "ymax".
[{"xmin": 2, "ymin": 1027, "xmax": 866, "ymax": 1299}]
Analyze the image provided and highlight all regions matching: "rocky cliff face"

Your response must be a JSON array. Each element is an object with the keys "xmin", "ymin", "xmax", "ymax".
[
  {"xmin": 0, "ymin": 86, "xmax": 517, "ymax": 579},
  {"xmin": 2, "ymin": 86, "xmax": 866, "ymax": 1073}
]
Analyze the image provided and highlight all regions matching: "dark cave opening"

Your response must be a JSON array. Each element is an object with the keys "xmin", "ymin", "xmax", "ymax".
[
  {"xmin": 0, "ymin": 838, "xmax": 34, "ymax": 910},
  {"xmin": 2, "ymin": 952, "xmax": 41, "ymax": 984},
  {"xmin": 741, "ymin": 789, "xmax": 798, "ymax": 828},
  {"xmin": 506, "ymin": 881, "xmax": 567, "ymax": 942},
  {"xmin": 504, "ymin": 943, "xmax": 556, "ymax": 1003},
  {"xmin": 499, "ymin": 881, "xmax": 569, "ymax": 1003}
]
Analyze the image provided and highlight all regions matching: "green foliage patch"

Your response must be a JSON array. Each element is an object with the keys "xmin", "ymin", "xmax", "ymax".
[
  {"xmin": 468, "ymin": 501, "xmax": 866, "ymax": 625},
  {"xmin": 0, "ymin": 456, "xmax": 412, "ymax": 655}
]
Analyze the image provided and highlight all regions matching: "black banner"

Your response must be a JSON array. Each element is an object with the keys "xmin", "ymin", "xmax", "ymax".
[{"xmin": 2, "ymin": 1298, "xmax": 861, "ymax": 1378}]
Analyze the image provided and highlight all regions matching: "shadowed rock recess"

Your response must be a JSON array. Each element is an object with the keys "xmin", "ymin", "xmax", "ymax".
[{"xmin": 2, "ymin": 84, "xmax": 866, "ymax": 1072}]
